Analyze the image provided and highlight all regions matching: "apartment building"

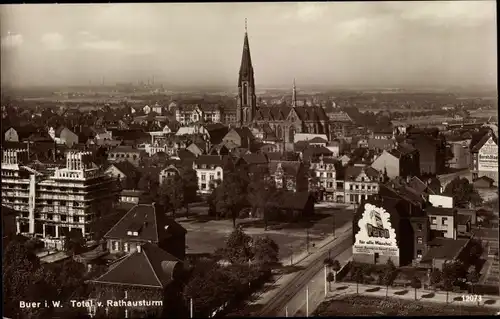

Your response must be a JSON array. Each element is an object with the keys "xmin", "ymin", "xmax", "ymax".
[
  {"xmin": 193, "ymin": 155, "xmax": 233, "ymax": 194},
  {"xmin": 1, "ymin": 149, "xmax": 118, "ymax": 249},
  {"xmin": 343, "ymin": 164, "xmax": 383, "ymax": 204},
  {"xmin": 309, "ymin": 156, "xmax": 337, "ymax": 201}
]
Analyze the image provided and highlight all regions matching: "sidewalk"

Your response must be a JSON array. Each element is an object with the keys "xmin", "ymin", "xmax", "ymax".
[
  {"xmin": 247, "ymin": 223, "xmax": 353, "ymax": 307},
  {"xmin": 324, "ymin": 282, "xmax": 500, "ymax": 310}
]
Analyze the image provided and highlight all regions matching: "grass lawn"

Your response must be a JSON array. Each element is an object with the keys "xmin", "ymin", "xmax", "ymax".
[
  {"xmin": 314, "ymin": 295, "xmax": 497, "ymax": 316},
  {"xmin": 178, "ymin": 206, "xmax": 354, "ymax": 260}
]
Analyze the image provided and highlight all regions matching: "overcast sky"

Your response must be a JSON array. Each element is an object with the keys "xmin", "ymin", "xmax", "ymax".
[{"xmin": 0, "ymin": 2, "xmax": 496, "ymax": 88}]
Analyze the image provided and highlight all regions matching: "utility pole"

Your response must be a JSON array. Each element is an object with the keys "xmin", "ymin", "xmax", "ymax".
[
  {"xmin": 285, "ymin": 306, "xmax": 288, "ymax": 317},
  {"xmin": 324, "ymin": 265, "xmax": 328, "ymax": 296},
  {"xmin": 306, "ymin": 285, "xmax": 309, "ymax": 317},
  {"xmin": 290, "ymin": 244, "xmax": 293, "ymax": 266},
  {"xmin": 306, "ymin": 228, "xmax": 310, "ymax": 254},
  {"xmin": 190, "ymin": 298, "xmax": 193, "ymax": 318}
]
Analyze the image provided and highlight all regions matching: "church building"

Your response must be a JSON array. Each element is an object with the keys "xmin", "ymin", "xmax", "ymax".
[{"xmin": 236, "ymin": 21, "xmax": 330, "ymax": 151}]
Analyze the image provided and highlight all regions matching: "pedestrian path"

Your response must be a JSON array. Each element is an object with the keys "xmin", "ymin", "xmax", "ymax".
[
  {"xmin": 323, "ymin": 282, "xmax": 500, "ymax": 310},
  {"xmin": 247, "ymin": 224, "xmax": 353, "ymax": 308}
]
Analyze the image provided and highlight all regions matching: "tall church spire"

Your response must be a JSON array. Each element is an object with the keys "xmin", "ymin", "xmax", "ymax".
[
  {"xmin": 237, "ymin": 19, "xmax": 256, "ymax": 127},
  {"xmin": 292, "ymin": 78, "xmax": 297, "ymax": 107}
]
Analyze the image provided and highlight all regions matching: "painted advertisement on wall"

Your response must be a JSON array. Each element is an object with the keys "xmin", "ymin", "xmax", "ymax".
[
  {"xmin": 478, "ymin": 137, "xmax": 498, "ymax": 172},
  {"xmin": 353, "ymin": 203, "xmax": 400, "ymax": 257}
]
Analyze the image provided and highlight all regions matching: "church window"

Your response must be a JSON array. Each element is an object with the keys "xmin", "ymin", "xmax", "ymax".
[{"xmin": 243, "ymin": 83, "xmax": 248, "ymax": 106}]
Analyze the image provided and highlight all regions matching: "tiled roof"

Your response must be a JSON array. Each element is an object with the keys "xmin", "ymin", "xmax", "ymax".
[
  {"xmin": 272, "ymin": 191, "xmax": 312, "ymax": 210},
  {"xmin": 240, "ymin": 153, "xmax": 269, "ymax": 165},
  {"xmin": 344, "ymin": 165, "xmax": 380, "ymax": 181},
  {"xmin": 268, "ymin": 160, "xmax": 302, "ymax": 176},
  {"xmin": 367, "ymin": 138, "xmax": 396, "ymax": 150},
  {"xmin": 108, "ymin": 160, "xmax": 139, "ymax": 178},
  {"xmin": 194, "ymin": 155, "xmax": 225, "ymax": 166},
  {"xmin": 470, "ymin": 132, "xmax": 497, "ymax": 152},
  {"xmin": 308, "ymin": 137, "xmax": 328, "ymax": 144},
  {"xmin": 104, "ymin": 204, "xmax": 186, "ymax": 242},
  {"xmin": 92, "ymin": 243, "xmax": 182, "ymax": 288},
  {"xmin": 426, "ymin": 206, "xmax": 456, "ymax": 216},
  {"xmin": 408, "ymin": 176, "xmax": 428, "ymax": 195},
  {"xmin": 420, "ymin": 238, "xmax": 468, "ymax": 262}
]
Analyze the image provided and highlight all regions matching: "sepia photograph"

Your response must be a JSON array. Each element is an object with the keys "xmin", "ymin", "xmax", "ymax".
[{"xmin": 1, "ymin": 1, "xmax": 498, "ymax": 318}]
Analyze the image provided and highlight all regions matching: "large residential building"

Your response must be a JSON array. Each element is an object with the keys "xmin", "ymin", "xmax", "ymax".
[
  {"xmin": 2, "ymin": 149, "xmax": 118, "ymax": 249},
  {"xmin": 343, "ymin": 165, "xmax": 383, "ymax": 204},
  {"xmin": 407, "ymin": 133, "xmax": 447, "ymax": 175},
  {"xmin": 470, "ymin": 130, "xmax": 498, "ymax": 184},
  {"xmin": 174, "ymin": 104, "xmax": 223, "ymax": 125},
  {"xmin": 309, "ymin": 156, "xmax": 337, "ymax": 201},
  {"xmin": 447, "ymin": 137, "xmax": 472, "ymax": 170},
  {"xmin": 268, "ymin": 160, "xmax": 309, "ymax": 193},
  {"xmin": 371, "ymin": 144, "xmax": 420, "ymax": 179},
  {"xmin": 193, "ymin": 155, "xmax": 233, "ymax": 194}
]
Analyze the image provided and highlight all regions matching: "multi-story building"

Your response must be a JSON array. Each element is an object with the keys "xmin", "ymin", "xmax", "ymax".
[
  {"xmin": 1, "ymin": 149, "xmax": 118, "ymax": 249},
  {"xmin": 470, "ymin": 130, "xmax": 498, "ymax": 184},
  {"xmin": 193, "ymin": 155, "xmax": 233, "ymax": 194},
  {"xmin": 174, "ymin": 104, "xmax": 222, "ymax": 125},
  {"xmin": 407, "ymin": 133, "xmax": 447, "ymax": 175},
  {"xmin": 309, "ymin": 156, "xmax": 337, "ymax": 201},
  {"xmin": 447, "ymin": 137, "xmax": 472, "ymax": 170},
  {"xmin": 108, "ymin": 146, "xmax": 143, "ymax": 167},
  {"xmin": 371, "ymin": 144, "xmax": 420, "ymax": 179},
  {"xmin": 268, "ymin": 160, "xmax": 309, "ymax": 193},
  {"xmin": 343, "ymin": 164, "xmax": 383, "ymax": 204},
  {"xmin": 426, "ymin": 206, "xmax": 457, "ymax": 239}
]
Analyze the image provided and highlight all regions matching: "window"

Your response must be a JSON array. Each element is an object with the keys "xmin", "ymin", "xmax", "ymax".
[
  {"xmin": 124, "ymin": 242, "xmax": 129, "ymax": 252},
  {"xmin": 201, "ymin": 174, "xmax": 206, "ymax": 181},
  {"xmin": 113, "ymin": 241, "xmax": 119, "ymax": 251},
  {"xmin": 442, "ymin": 217, "xmax": 447, "ymax": 225},
  {"xmin": 417, "ymin": 223, "xmax": 423, "ymax": 231},
  {"xmin": 209, "ymin": 174, "xmax": 214, "ymax": 180},
  {"xmin": 431, "ymin": 217, "xmax": 437, "ymax": 225},
  {"xmin": 417, "ymin": 236, "xmax": 423, "ymax": 244},
  {"xmin": 349, "ymin": 185, "xmax": 353, "ymax": 191},
  {"xmin": 217, "ymin": 171, "xmax": 221, "ymax": 177},
  {"xmin": 201, "ymin": 183, "xmax": 207, "ymax": 190},
  {"xmin": 417, "ymin": 250, "xmax": 423, "ymax": 259}
]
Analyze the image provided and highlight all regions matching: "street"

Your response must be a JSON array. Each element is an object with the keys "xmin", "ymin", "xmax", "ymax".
[{"xmin": 256, "ymin": 231, "xmax": 353, "ymax": 316}]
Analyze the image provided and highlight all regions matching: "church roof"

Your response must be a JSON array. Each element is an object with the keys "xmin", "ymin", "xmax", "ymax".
[{"xmin": 238, "ymin": 32, "xmax": 254, "ymax": 86}]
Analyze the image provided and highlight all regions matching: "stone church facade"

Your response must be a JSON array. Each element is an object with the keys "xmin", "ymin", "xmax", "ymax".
[{"xmin": 236, "ymin": 23, "xmax": 330, "ymax": 149}]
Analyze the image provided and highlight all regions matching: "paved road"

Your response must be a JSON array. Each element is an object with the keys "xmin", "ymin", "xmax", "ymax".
[
  {"xmin": 287, "ymin": 248, "xmax": 352, "ymax": 317},
  {"xmin": 256, "ymin": 231, "xmax": 353, "ymax": 317}
]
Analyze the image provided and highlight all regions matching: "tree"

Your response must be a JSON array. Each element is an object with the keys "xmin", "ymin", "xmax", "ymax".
[
  {"xmin": 159, "ymin": 175, "xmax": 184, "ymax": 218},
  {"xmin": 181, "ymin": 168, "xmax": 198, "ymax": 216},
  {"xmin": 63, "ymin": 228, "xmax": 86, "ymax": 256},
  {"xmin": 443, "ymin": 177, "xmax": 483, "ymax": 208},
  {"xmin": 442, "ymin": 262, "xmax": 457, "ymax": 304},
  {"xmin": 429, "ymin": 268, "xmax": 442, "ymax": 291},
  {"xmin": 247, "ymin": 174, "xmax": 278, "ymax": 230},
  {"xmin": 215, "ymin": 171, "xmax": 249, "ymax": 228},
  {"xmin": 382, "ymin": 259, "xmax": 397, "ymax": 297},
  {"xmin": 222, "ymin": 228, "xmax": 253, "ymax": 265},
  {"xmin": 352, "ymin": 266, "xmax": 364, "ymax": 294},
  {"xmin": 410, "ymin": 276, "xmax": 422, "ymax": 301},
  {"xmin": 331, "ymin": 260, "xmax": 341, "ymax": 283},
  {"xmin": 207, "ymin": 181, "xmax": 219, "ymax": 217},
  {"xmin": 252, "ymin": 236, "xmax": 279, "ymax": 270},
  {"xmin": 467, "ymin": 266, "xmax": 480, "ymax": 304}
]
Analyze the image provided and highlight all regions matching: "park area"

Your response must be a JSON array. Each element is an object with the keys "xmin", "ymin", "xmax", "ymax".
[
  {"xmin": 178, "ymin": 205, "xmax": 354, "ymax": 261},
  {"xmin": 314, "ymin": 295, "xmax": 497, "ymax": 316}
]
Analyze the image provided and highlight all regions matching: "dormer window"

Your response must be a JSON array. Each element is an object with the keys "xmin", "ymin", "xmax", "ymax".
[{"xmin": 127, "ymin": 230, "xmax": 139, "ymax": 236}]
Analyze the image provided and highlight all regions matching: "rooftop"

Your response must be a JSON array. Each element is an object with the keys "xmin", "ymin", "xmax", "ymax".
[
  {"xmin": 426, "ymin": 206, "xmax": 456, "ymax": 217},
  {"xmin": 420, "ymin": 237, "xmax": 469, "ymax": 262}
]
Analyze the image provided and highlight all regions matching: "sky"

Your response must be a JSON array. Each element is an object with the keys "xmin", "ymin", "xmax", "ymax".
[{"xmin": 0, "ymin": 2, "xmax": 497, "ymax": 89}]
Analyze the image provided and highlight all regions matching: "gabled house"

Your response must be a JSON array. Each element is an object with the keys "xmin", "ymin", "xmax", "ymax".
[
  {"xmin": 90, "ymin": 242, "xmax": 185, "ymax": 318},
  {"xmin": 105, "ymin": 161, "xmax": 140, "ymax": 190},
  {"xmin": 48, "ymin": 126, "xmax": 79, "ymax": 147},
  {"xmin": 268, "ymin": 160, "xmax": 308, "ymax": 193},
  {"xmin": 470, "ymin": 130, "xmax": 498, "ymax": 184},
  {"xmin": 103, "ymin": 203, "xmax": 187, "ymax": 261},
  {"xmin": 343, "ymin": 164, "xmax": 383, "ymax": 204},
  {"xmin": 186, "ymin": 141, "xmax": 207, "ymax": 157},
  {"xmin": 371, "ymin": 143, "xmax": 420, "ymax": 179},
  {"xmin": 222, "ymin": 127, "xmax": 255, "ymax": 149},
  {"xmin": 309, "ymin": 156, "xmax": 338, "ymax": 201},
  {"xmin": 108, "ymin": 146, "xmax": 143, "ymax": 167},
  {"xmin": 193, "ymin": 155, "xmax": 233, "ymax": 194}
]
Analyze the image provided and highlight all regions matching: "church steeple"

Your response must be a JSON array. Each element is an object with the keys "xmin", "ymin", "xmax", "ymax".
[
  {"xmin": 292, "ymin": 78, "xmax": 297, "ymax": 107},
  {"xmin": 237, "ymin": 18, "xmax": 256, "ymax": 127}
]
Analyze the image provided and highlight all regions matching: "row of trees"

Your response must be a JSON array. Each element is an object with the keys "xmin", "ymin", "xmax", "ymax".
[
  {"xmin": 347, "ymin": 259, "xmax": 481, "ymax": 304},
  {"xmin": 207, "ymin": 168, "xmax": 290, "ymax": 229},
  {"xmin": 184, "ymin": 228, "xmax": 280, "ymax": 317}
]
